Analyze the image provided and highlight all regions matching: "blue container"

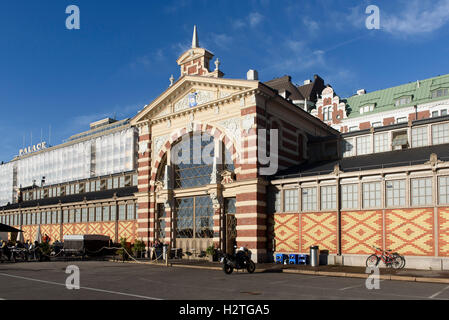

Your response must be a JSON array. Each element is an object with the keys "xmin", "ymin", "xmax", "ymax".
[
  {"xmin": 297, "ymin": 254, "xmax": 308, "ymax": 265},
  {"xmin": 275, "ymin": 253, "xmax": 288, "ymax": 264},
  {"xmin": 289, "ymin": 254, "xmax": 298, "ymax": 264}
]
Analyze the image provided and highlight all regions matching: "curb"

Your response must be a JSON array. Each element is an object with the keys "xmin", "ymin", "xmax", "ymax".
[{"xmin": 107, "ymin": 260, "xmax": 449, "ymax": 284}]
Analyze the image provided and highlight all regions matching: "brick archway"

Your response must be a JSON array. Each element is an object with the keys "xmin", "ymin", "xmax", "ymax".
[{"xmin": 150, "ymin": 122, "xmax": 240, "ymax": 191}]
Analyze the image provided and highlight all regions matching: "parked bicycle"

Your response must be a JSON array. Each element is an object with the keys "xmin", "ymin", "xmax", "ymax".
[{"xmin": 366, "ymin": 246, "xmax": 405, "ymax": 269}]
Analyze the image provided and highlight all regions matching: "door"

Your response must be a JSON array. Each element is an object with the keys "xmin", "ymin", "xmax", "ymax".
[{"xmin": 224, "ymin": 198, "xmax": 237, "ymax": 255}]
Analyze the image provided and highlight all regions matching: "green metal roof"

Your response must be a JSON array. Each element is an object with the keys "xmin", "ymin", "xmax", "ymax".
[{"xmin": 344, "ymin": 74, "xmax": 449, "ymax": 119}]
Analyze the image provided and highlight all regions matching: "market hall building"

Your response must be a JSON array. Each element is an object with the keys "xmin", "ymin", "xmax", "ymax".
[
  {"xmin": 0, "ymin": 118, "xmax": 140, "ymax": 244},
  {"xmin": 1, "ymin": 27, "xmax": 449, "ymax": 269}
]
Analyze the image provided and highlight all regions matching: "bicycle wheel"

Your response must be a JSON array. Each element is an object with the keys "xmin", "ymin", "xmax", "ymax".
[
  {"xmin": 393, "ymin": 253, "xmax": 405, "ymax": 269},
  {"xmin": 391, "ymin": 255, "xmax": 403, "ymax": 269},
  {"xmin": 366, "ymin": 254, "xmax": 379, "ymax": 268}
]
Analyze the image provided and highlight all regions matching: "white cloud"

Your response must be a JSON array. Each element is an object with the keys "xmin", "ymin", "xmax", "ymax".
[
  {"xmin": 233, "ymin": 12, "xmax": 264, "ymax": 29},
  {"xmin": 302, "ymin": 17, "xmax": 319, "ymax": 32},
  {"xmin": 210, "ymin": 33, "xmax": 233, "ymax": 49},
  {"xmin": 382, "ymin": 0, "xmax": 449, "ymax": 35},
  {"xmin": 249, "ymin": 12, "xmax": 264, "ymax": 27}
]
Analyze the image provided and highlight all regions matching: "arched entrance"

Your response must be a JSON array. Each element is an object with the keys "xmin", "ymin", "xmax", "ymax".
[{"xmin": 155, "ymin": 130, "xmax": 235, "ymax": 257}]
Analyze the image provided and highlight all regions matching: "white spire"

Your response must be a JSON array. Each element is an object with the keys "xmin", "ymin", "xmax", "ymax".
[{"xmin": 192, "ymin": 25, "xmax": 199, "ymax": 48}]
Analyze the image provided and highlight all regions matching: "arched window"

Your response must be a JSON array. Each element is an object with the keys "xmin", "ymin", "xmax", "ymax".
[
  {"xmin": 170, "ymin": 132, "xmax": 234, "ymax": 189},
  {"xmin": 172, "ymin": 133, "xmax": 215, "ymax": 189}
]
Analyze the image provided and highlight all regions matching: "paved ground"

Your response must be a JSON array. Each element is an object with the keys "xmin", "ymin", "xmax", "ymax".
[{"xmin": 1, "ymin": 261, "xmax": 449, "ymax": 300}]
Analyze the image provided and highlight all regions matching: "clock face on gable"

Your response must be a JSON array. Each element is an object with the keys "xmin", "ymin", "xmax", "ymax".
[{"xmin": 188, "ymin": 92, "xmax": 198, "ymax": 107}]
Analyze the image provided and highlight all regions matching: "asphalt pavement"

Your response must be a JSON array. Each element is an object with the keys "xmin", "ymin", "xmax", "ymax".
[{"xmin": 1, "ymin": 261, "xmax": 449, "ymax": 300}]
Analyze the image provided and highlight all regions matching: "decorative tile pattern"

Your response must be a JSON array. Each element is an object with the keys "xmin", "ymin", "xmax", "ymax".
[
  {"xmin": 118, "ymin": 221, "xmax": 137, "ymax": 242},
  {"xmin": 87, "ymin": 223, "xmax": 102, "ymax": 235},
  {"xmin": 62, "ymin": 224, "xmax": 74, "ymax": 236},
  {"xmin": 102, "ymin": 222, "xmax": 116, "ymax": 242},
  {"xmin": 273, "ymin": 214, "xmax": 299, "ymax": 252},
  {"xmin": 385, "ymin": 209, "xmax": 434, "ymax": 256},
  {"xmin": 73, "ymin": 223, "xmax": 88, "ymax": 235},
  {"xmin": 341, "ymin": 211, "xmax": 382, "ymax": 254},
  {"xmin": 438, "ymin": 208, "xmax": 449, "ymax": 257},
  {"xmin": 301, "ymin": 212, "xmax": 337, "ymax": 253}
]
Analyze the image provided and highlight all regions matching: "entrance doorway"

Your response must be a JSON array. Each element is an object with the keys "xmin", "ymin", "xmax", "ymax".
[
  {"xmin": 224, "ymin": 198, "xmax": 237, "ymax": 255},
  {"xmin": 174, "ymin": 196, "xmax": 214, "ymax": 256}
]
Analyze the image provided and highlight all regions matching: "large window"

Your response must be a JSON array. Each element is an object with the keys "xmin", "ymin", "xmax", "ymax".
[
  {"xmin": 284, "ymin": 189, "xmax": 298, "ymax": 212},
  {"xmin": 171, "ymin": 133, "xmax": 234, "ymax": 189},
  {"xmin": 321, "ymin": 186, "xmax": 336, "ymax": 210},
  {"xmin": 363, "ymin": 182, "xmax": 381, "ymax": 208},
  {"xmin": 341, "ymin": 184, "xmax": 358, "ymax": 209},
  {"xmin": 386, "ymin": 180, "xmax": 406, "ymax": 207},
  {"xmin": 432, "ymin": 123, "xmax": 449, "ymax": 145},
  {"xmin": 302, "ymin": 187, "xmax": 317, "ymax": 211},
  {"xmin": 356, "ymin": 136, "xmax": 371, "ymax": 156},
  {"xmin": 412, "ymin": 127, "xmax": 428, "ymax": 148},
  {"xmin": 374, "ymin": 133, "xmax": 389, "ymax": 153},
  {"xmin": 439, "ymin": 176, "xmax": 449, "ymax": 205},
  {"xmin": 176, "ymin": 196, "xmax": 213, "ymax": 239},
  {"xmin": 411, "ymin": 178, "xmax": 433, "ymax": 206},
  {"xmin": 127, "ymin": 204, "xmax": 135, "ymax": 220},
  {"xmin": 172, "ymin": 133, "xmax": 214, "ymax": 189}
]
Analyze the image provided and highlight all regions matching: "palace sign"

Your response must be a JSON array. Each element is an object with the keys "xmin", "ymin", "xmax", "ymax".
[{"xmin": 19, "ymin": 142, "xmax": 47, "ymax": 156}]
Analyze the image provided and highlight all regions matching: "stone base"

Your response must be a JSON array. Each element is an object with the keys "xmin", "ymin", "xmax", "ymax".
[
  {"xmin": 329, "ymin": 254, "xmax": 449, "ymax": 271},
  {"xmin": 271, "ymin": 252, "xmax": 449, "ymax": 270}
]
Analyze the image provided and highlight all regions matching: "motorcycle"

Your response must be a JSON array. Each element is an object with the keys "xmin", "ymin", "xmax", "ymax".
[{"xmin": 221, "ymin": 246, "xmax": 256, "ymax": 275}]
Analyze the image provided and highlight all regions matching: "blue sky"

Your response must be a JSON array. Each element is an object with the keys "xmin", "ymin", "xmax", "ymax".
[{"xmin": 1, "ymin": 0, "xmax": 449, "ymax": 162}]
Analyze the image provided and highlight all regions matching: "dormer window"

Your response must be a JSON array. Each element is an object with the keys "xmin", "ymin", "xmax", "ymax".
[
  {"xmin": 395, "ymin": 96, "xmax": 412, "ymax": 107},
  {"xmin": 432, "ymin": 88, "xmax": 448, "ymax": 99},
  {"xmin": 360, "ymin": 104, "xmax": 374, "ymax": 115}
]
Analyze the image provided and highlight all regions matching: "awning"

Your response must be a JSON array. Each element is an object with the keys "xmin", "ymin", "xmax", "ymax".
[
  {"xmin": 0, "ymin": 223, "xmax": 22, "ymax": 233},
  {"xmin": 392, "ymin": 134, "xmax": 408, "ymax": 147}
]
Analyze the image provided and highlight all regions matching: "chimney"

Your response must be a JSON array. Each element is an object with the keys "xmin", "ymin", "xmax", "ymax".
[
  {"xmin": 247, "ymin": 69, "xmax": 259, "ymax": 81},
  {"xmin": 304, "ymin": 79, "xmax": 312, "ymax": 85},
  {"xmin": 357, "ymin": 89, "xmax": 366, "ymax": 96}
]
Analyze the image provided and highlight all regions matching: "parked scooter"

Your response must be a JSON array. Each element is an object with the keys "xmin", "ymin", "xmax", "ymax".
[{"xmin": 221, "ymin": 246, "xmax": 256, "ymax": 275}]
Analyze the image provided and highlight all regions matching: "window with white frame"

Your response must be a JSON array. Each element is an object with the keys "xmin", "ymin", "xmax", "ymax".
[
  {"xmin": 374, "ymin": 133, "xmax": 389, "ymax": 153},
  {"xmin": 360, "ymin": 105, "xmax": 374, "ymax": 114},
  {"xmin": 349, "ymin": 126, "xmax": 358, "ymax": 132},
  {"xmin": 386, "ymin": 180, "xmax": 406, "ymax": 207},
  {"xmin": 432, "ymin": 123, "xmax": 449, "ymax": 145},
  {"xmin": 321, "ymin": 186, "xmax": 337, "ymax": 210},
  {"xmin": 356, "ymin": 135, "xmax": 372, "ymax": 155},
  {"xmin": 342, "ymin": 139, "xmax": 355, "ymax": 157},
  {"xmin": 363, "ymin": 182, "xmax": 381, "ymax": 208},
  {"xmin": 438, "ymin": 176, "xmax": 449, "ymax": 205},
  {"xmin": 396, "ymin": 117, "xmax": 407, "ymax": 124},
  {"xmin": 411, "ymin": 126, "xmax": 429, "ymax": 148},
  {"xmin": 372, "ymin": 122, "xmax": 382, "ymax": 128},
  {"xmin": 341, "ymin": 184, "xmax": 358, "ymax": 209},
  {"xmin": 284, "ymin": 189, "xmax": 298, "ymax": 212},
  {"xmin": 302, "ymin": 187, "xmax": 317, "ymax": 211},
  {"xmin": 411, "ymin": 178, "xmax": 433, "ymax": 206}
]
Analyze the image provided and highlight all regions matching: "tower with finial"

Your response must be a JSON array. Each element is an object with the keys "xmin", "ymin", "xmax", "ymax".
[{"xmin": 176, "ymin": 26, "xmax": 224, "ymax": 78}]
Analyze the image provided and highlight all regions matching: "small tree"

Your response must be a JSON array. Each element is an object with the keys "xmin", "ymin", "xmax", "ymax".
[{"xmin": 133, "ymin": 240, "xmax": 146, "ymax": 258}]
